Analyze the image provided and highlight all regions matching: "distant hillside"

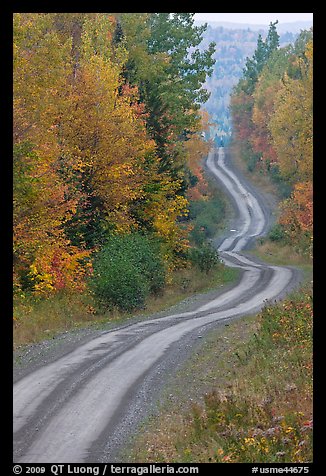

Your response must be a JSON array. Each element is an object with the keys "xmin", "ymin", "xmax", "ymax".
[{"xmin": 195, "ymin": 20, "xmax": 313, "ymax": 34}]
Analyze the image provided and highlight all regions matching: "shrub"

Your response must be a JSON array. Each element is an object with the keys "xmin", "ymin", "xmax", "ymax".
[
  {"xmin": 268, "ymin": 164, "xmax": 292, "ymax": 199},
  {"xmin": 188, "ymin": 197, "xmax": 225, "ymax": 246},
  {"xmin": 268, "ymin": 223, "xmax": 286, "ymax": 242},
  {"xmin": 241, "ymin": 143, "xmax": 260, "ymax": 172},
  {"xmin": 247, "ymin": 154, "xmax": 260, "ymax": 172},
  {"xmin": 189, "ymin": 243, "xmax": 220, "ymax": 274},
  {"xmin": 89, "ymin": 233, "xmax": 165, "ymax": 312}
]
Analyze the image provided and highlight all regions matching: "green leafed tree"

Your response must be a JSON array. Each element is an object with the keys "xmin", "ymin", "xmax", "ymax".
[
  {"xmin": 239, "ymin": 21, "xmax": 280, "ymax": 95},
  {"xmin": 118, "ymin": 13, "xmax": 216, "ymax": 176}
]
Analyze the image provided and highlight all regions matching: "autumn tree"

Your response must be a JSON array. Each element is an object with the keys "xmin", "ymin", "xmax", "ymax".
[
  {"xmin": 184, "ymin": 110, "xmax": 212, "ymax": 201},
  {"xmin": 231, "ymin": 25, "xmax": 313, "ymax": 257},
  {"xmin": 111, "ymin": 13, "xmax": 216, "ymax": 268},
  {"xmin": 13, "ymin": 13, "xmax": 91, "ymax": 295},
  {"xmin": 269, "ymin": 40, "xmax": 313, "ymax": 256},
  {"xmin": 59, "ymin": 14, "xmax": 156, "ymax": 233},
  {"xmin": 251, "ymin": 47, "xmax": 292, "ymax": 166},
  {"xmin": 279, "ymin": 181, "xmax": 313, "ymax": 256},
  {"xmin": 230, "ymin": 21, "xmax": 280, "ymax": 171},
  {"xmin": 269, "ymin": 40, "xmax": 313, "ymax": 184}
]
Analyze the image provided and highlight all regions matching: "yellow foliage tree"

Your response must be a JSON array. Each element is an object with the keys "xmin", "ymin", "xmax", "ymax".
[
  {"xmin": 142, "ymin": 176, "xmax": 189, "ymax": 275},
  {"xmin": 13, "ymin": 13, "xmax": 91, "ymax": 295},
  {"xmin": 60, "ymin": 15, "xmax": 157, "ymax": 233},
  {"xmin": 269, "ymin": 41, "xmax": 313, "ymax": 183}
]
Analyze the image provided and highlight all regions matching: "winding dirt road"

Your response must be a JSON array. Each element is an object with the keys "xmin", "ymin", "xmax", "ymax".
[{"xmin": 13, "ymin": 148, "xmax": 301, "ymax": 463}]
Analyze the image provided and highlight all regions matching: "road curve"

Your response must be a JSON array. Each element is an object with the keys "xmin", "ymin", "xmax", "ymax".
[{"xmin": 13, "ymin": 147, "xmax": 301, "ymax": 463}]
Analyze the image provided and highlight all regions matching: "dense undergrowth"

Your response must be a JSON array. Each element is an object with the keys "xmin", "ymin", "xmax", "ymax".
[{"xmin": 13, "ymin": 186, "xmax": 233, "ymax": 348}]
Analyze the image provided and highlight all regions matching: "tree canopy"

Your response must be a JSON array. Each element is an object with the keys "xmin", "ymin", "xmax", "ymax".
[{"xmin": 230, "ymin": 24, "xmax": 313, "ymax": 256}]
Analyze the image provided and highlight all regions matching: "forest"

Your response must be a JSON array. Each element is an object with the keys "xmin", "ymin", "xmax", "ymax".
[
  {"xmin": 13, "ymin": 13, "xmax": 313, "ymax": 335},
  {"xmin": 13, "ymin": 15, "xmax": 314, "ymax": 464},
  {"xmin": 198, "ymin": 22, "xmax": 301, "ymax": 145},
  {"xmin": 13, "ymin": 13, "xmax": 219, "ymax": 320},
  {"xmin": 230, "ymin": 23, "xmax": 313, "ymax": 257}
]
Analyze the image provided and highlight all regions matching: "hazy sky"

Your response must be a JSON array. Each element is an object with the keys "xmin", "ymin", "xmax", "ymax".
[{"xmin": 194, "ymin": 13, "xmax": 313, "ymax": 25}]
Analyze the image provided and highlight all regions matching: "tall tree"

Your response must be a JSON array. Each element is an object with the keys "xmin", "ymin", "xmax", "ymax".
[
  {"xmin": 231, "ymin": 20, "xmax": 281, "ymax": 171},
  {"xmin": 251, "ymin": 47, "xmax": 292, "ymax": 165},
  {"xmin": 119, "ymin": 13, "xmax": 215, "ymax": 175},
  {"xmin": 241, "ymin": 21, "xmax": 279, "ymax": 95},
  {"xmin": 57, "ymin": 14, "xmax": 157, "ymax": 237},
  {"xmin": 269, "ymin": 40, "xmax": 313, "ymax": 183},
  {"xmin": 13, "ymin": 13, "xmax": 92, "ymax": 295}
]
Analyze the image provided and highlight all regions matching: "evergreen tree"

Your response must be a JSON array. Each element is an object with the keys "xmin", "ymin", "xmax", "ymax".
[
  {"xmin": 265, "ymin": 20, "xmax": 280, "ymax": 55},
  {"xmin": 241, "ymin": 21, "xmax": 280, "ymax": 94},
  {"xmin": 119, "ymin": 13, "xmax": 215, "ymax": 174}
]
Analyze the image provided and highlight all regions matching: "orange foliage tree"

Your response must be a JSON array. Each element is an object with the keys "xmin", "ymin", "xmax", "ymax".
[
  {"xmin": 270, "ymin": 40, "xmax": 313, "ymax": 256},
  {"xmin": 184, "ymin": 110, "xmax": 212, "ymax": 201},
  {"xmin": 280, "ymin": 182, "xmax": 313, "ymax": 256}
]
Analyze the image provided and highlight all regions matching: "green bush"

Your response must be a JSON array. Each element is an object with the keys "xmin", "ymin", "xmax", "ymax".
[
  {"xmin": 268, "ymin": 163, "xmax": 292, "ymax": 199},
  {"xmin": 247, "ymin": 154, "xmax": 260, "ymax": 172},
  {"xmin": 189, "ymin": 243, "xmax": 220, "ymax": 274},
  {"xmin": 89, "ymin": 233, "xmax": 165, "ymax": 312},
  {"xmin": 268, "ymin": 223, "xmax": 286, "ymax": 242},
  {"xmin": 189, "ymin": 197, "xmax": 225, "ymax": 246},
  {"xmin": 241, "ymin": 142, "xmax": 260, "ymax": 172}
]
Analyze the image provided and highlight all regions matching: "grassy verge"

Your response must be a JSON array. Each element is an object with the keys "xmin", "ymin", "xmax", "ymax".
[
  {"xmin": 13, "ymin": 263, "xmax": 238, "ymax": 349},
  {"xmin": 249, "ymin": 237, "xmax": 313, "ymax": 289},
  {"xmin": 127, "ymin": 286, "xmax": 313, "ymax": 463},
  {"xmin": 251, "ymin": 239, "xmax": 312, "ymax": 269}
]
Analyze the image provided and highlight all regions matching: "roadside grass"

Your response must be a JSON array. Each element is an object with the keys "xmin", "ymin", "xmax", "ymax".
[
  {"xmin": 13, "ymin": 263, "xmax": 239, "ymax": 349},
  {"xmin": 13, "ymin": 291, "xmax": 98, "ymax": 348},
  {"xmin": 251, "ymin": 239, "xmax": 312, "ymax": 267},
  {"xmin": 127, "ymin": 286, "xmax": 313, "ymax": 463},
  {"xmin": 249, "ymin": 239, "xmax": 313, "ymax": 289}
]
